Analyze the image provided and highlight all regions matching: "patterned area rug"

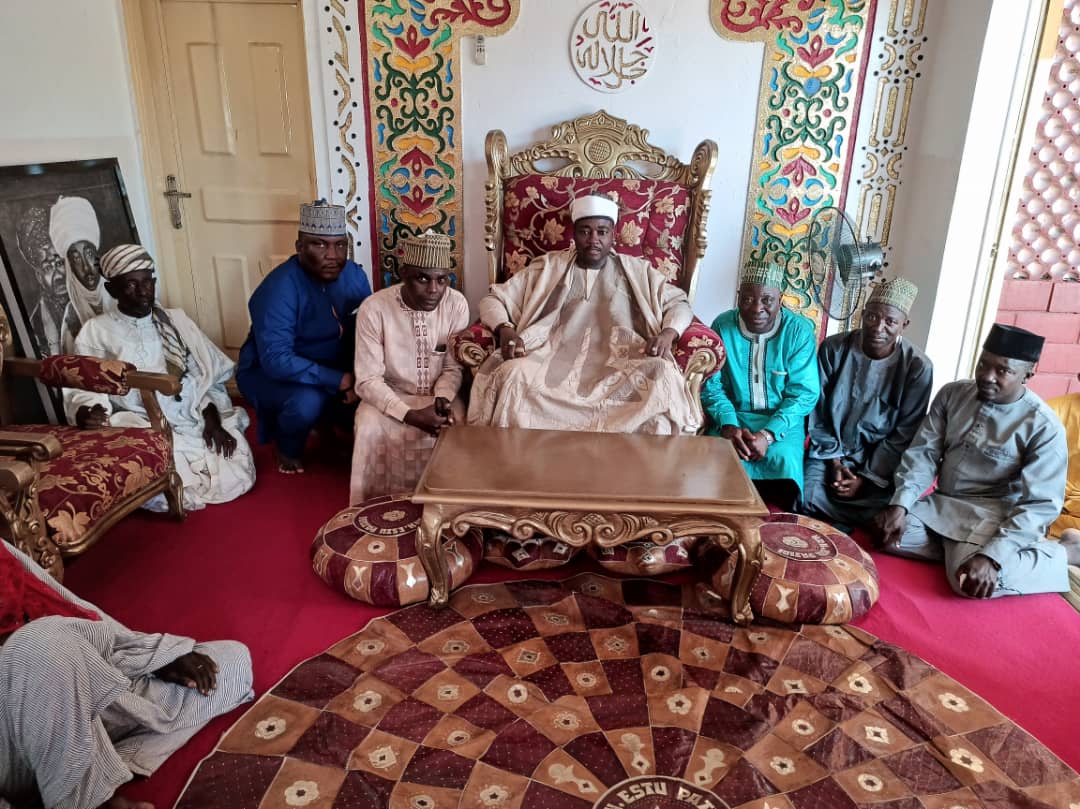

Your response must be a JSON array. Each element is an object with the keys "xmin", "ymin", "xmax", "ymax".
[{"xmin": 175, "ymin": 576, "xmax": 1079, "ymax": 809}]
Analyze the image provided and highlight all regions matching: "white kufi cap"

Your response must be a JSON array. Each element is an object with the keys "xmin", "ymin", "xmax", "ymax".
[{"xmin": 569, "ymin": 194, "xmax": 619, "ymax": 224}]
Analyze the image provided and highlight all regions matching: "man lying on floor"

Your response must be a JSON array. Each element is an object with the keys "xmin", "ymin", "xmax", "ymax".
[
  {"xmin": 0, "ymin": 543, "xmax": 253, "ymax": 809},
  {"xmin": 875, "ymin": 323, "xmax": 1080, "ymax": 597}
]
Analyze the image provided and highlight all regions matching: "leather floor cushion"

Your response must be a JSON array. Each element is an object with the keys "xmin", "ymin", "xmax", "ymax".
[
  {"xmin": 311, "ymin": 494, "xmax": 482, "ymax": 607},
  {"xmin": 702, "ymin": 512, "xmax": 879, "ymax": 624}
]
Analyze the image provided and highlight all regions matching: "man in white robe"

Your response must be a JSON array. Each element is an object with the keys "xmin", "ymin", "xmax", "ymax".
[
  {"xmin": 0, "ymin": 542, "xmax": 253, "ymax": 809},
  {"xmin": 64, "ymin": 245, "xmax": 256, "ymax": 511},
  {"xmin": 876, "ymin": 324, "xmax": 1080, "ymax": 598},
  {"xmin": 350, "ymin": 230, "xmax": 469, "ymax": 503},
  {"xmin": 468, "ymin": 195, "xmax": 701, "ymax": 434}
]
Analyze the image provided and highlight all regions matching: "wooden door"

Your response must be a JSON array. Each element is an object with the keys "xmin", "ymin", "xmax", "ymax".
[{"xmin": 159, "ymin": 0, "xmax": 314, "ymax": 353}]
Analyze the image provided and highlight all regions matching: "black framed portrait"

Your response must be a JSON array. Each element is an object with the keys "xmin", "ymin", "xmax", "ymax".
[{"xmin": 0, "ymin": 158, "xmax": 141, "ymax": 421}]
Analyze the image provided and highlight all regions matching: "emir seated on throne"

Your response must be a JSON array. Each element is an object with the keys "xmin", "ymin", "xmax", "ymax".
[
  {"xmin": 468, "ymin": 194, "xmax": 702, "ymax": 434},
  {"xmin": 452, "ymin": 110, "xmax": 726, "ymax": 433}
]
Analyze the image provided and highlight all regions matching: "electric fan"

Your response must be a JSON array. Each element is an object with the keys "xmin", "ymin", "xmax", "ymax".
[{"xmin": 801, "ymin": 206, "xmax": 884, "ymax": 322}]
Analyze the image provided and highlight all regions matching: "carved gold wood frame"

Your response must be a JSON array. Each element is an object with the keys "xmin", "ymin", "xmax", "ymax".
[
  {"xmin": 416, "ymin": 502, "xmax": 764, "ymax": 625},
  {"xmin": 484, "ymin": 110, "xmax": 719, "ymax": 303}
]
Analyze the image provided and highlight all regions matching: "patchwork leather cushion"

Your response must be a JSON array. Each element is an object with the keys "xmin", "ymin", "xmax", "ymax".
[
  {"xmin": 483, "ymin": 530, "xmax": 581, "ymax": 570},
  {"xmin": 3, "ymin": 424, "xmax": 172, "ymax": 546},
  {"xmin": 704, "ymin": 513, "xmax": 879, "ymax": 624},
  {"xmin": 501, "ymin": 175, "xmax": 691, "ymax": 283},
  {"xmin": 38, "ymin": 355, "xmax": 134, "ymax": 395},
  {"xmin": 311, "ymin": 495, "xmax": 483, "ymax": 607},
  {"xmin": 588, "ymin": 536, "xmax": 697, "ymax": 576}
]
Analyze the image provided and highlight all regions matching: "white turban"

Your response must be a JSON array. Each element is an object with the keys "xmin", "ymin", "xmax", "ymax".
[
  {"xmin": 570, "ymin": 194, "xmax": 619, "ymax": 224},
  {"xmin": 50, "ymin": 196, "xmax": 108, "ymax": 351},
  {"xmin": 48, "ymin": 196, "xmax": 100, "ymax": 257}
]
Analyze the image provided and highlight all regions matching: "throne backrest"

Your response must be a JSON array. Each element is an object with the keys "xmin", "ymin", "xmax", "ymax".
[{"xmin": 484, "ymin": 110, "xmax": 718, "ymax": 301}]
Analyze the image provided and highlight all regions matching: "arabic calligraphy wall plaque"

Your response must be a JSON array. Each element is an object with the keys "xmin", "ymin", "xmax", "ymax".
[{"xmin": 571, "ymin": 0, "xmax": 655, "ymax": 93}]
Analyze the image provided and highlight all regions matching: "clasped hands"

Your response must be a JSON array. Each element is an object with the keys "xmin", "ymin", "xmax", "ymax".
[
  {"xmin": 405, "ymin": 396, "xmax": 454, "ymax": 436},
  {"xmin": 872, "ymin": 505, "xmax": 1000, "ymax": 598},
  {"xmin": 828, "ymin": 458, "xmax": 865, "ymax": 500},
  {"xmin": 720, "ymin": 425, "xmax": 773, "ymax": 462}
]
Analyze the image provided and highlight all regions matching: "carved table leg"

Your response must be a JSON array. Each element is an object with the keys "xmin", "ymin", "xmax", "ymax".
[
  {"xmin": 417, "ymin": 502, "xmax": 451, "ymax": 608},
  {"xmin": 726, "ymin": 516, "xmax": 764, "ymax": 625}
]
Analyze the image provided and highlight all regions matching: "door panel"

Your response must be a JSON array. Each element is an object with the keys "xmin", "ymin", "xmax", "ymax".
[{"xmin": 162, "ymin": 0, "xmax": 314, "ymax": 353}]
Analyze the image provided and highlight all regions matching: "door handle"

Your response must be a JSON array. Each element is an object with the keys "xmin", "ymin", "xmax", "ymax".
[{"xmin": 163, "ymin": 174, "xmax": 193, "ymax": 229}]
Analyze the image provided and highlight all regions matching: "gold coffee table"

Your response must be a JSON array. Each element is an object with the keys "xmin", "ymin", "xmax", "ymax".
[{"xmin": 412, "ymin": 426, "xmax": 768, "ymax": 624}]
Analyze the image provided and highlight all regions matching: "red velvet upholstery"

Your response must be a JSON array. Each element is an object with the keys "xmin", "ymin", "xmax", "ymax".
[
  {"xmin": 311, "ymin": 495, "xmax": 483, "ymax": 607},
  {"xmin": 702, "ymin": 513, "xmax": 880, "ymax": 624},
  {"xmin": 38, "ymin": 355, "xmax": 135, "ymax": 395},
  {"xmin": 500, "ymin": 175, "xmax": 691, "ymax": 282},
  {"xmin": 2, "ymin": 424, "xmax": 172, "ymax": 546}
]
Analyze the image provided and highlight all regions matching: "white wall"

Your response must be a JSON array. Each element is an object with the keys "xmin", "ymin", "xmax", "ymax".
[
  {"xmin": 460, "ymin": 0, "xmax": 763, "ymax": 321},
  {"xmin": 0, "ymin": 0, "xmax": 155, "ymax": 257},
  {"xmin": 884, "ymin": 0, "xmax": 992, "ymax": 350}
]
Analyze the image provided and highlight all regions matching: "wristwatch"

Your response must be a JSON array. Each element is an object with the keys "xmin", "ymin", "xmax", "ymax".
[{"xmin": 762, "ymin": 430, "xmax": 775, "ymax": 446}]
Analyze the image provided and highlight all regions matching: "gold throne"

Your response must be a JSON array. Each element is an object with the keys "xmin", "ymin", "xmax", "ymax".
[{"xmin": 452, "ymin": 110, "xmax": 726, "ymax": 397}]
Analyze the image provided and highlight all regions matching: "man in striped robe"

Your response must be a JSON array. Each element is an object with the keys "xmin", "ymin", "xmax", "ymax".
[{"xmin": 0, "ymin": 543, "xmax": 253, "ymax": 809}]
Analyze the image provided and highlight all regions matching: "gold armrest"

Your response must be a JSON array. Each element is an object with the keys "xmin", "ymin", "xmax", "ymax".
[
  {"xmin": 0, "ymin": 431, "xmax": 63, "ymax": 462},
  {"xmin": 0, "ymin": 457, "xmax": 36, "ymax": 491}
]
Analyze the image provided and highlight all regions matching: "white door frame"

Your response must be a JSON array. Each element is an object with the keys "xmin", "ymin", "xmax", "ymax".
[{"xmin": 924, "ymin": 0, "xmax": 1050, "ymax": 387}]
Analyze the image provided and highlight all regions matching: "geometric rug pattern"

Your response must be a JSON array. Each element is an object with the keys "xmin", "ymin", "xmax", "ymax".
[{"xmin": 175, "ymin": 575, "xmax": 1080, "ymax": 808}]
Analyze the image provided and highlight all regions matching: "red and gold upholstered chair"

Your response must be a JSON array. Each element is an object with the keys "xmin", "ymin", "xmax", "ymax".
[
  {"xmin": 450, "ymin": 110, "xmax": 726, "ymax": 401},
  {"xmin": 0, "ymin": 317, "xmax": 184, "ymax": 579}
]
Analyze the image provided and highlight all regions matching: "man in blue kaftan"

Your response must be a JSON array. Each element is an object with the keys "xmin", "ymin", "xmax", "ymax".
[
  {"xmin": 237, "ymin": 200, "xmax": 371, "ymax": 472},
  {"xmin": 701, "ymin": 261, "xmax": 819, "ymax": 509}
]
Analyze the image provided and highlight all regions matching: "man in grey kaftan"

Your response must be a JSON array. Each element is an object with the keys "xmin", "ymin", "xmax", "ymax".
[
  {"xmin": 467, "ymin": 195, "xmax": 701, "ymax": 435},
  {"xmin": 0, "ymin": 546, "xmax": 253, "ymax": 809},
  {"xmin": 877, "ymin": 324, "xmax": 1080, "ymax": 598},
  {"xmin": 803, "ymin": 278, "xmax": 932, "ymax": 527}
]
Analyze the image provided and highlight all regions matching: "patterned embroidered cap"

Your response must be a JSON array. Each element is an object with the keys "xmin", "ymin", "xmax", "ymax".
[
  {"xmin": 867, "ymin": 277, "xmax": 917, "ymax": 315},
  {"xmin": 570, "ymin": 194, "xmax": 619, "ymax": 224},
  {"xmin": 739, "ymin": 260, "xmax": 786, "ymax": 290},
  {"xmin": 100, "ymin": 244, "xmax": 155, "ymax": 279},
  {"xmin": 299, "ymin": 198, "xmax": 347, "ymax": 236},
  {"xmin": 402, "ymin": 229, "xmax": 452, "ymax": 269}
]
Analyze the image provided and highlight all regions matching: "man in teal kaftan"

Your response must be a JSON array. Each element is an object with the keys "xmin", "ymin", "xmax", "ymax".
[{"xmin": 701, "ymin": 261, "xmax": 819, "ymax": 508}]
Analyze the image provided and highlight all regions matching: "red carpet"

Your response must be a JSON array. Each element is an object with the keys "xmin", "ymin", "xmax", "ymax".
[{"xmin": 60, "ymin": 434, "xmax": 1080, "ymax": 807}]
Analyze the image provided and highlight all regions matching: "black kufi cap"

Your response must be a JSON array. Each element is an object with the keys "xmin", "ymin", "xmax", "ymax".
[{"xmin": 983, "ymin": 323, "xmax": 1044, "ymax": 362}]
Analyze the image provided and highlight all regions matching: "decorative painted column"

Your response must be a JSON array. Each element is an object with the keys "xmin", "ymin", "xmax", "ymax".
[
  {"xmin": 711, "ymin": 0, "xmax": 875, "ymax": 330},
  {"xmin": 359, "ymin": 0, "xmax": 520, "ymax": 290}
]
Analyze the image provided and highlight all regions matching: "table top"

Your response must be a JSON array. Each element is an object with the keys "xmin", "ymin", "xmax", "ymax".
[{"xmin": 413, "ymin": 425, "xmax": 768, "ymax": 515}]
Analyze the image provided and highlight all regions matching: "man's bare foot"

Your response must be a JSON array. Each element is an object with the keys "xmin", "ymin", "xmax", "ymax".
[
  {"xmin": 1059, "ymin": 528, "xmax": 1080, "ymax": 566},
  {"xmin": 101, "ymin": 795, "xmax": 154, "ymax": 809},
  {"xmin": 275, "ymin": 450, "xmax": 305, "ymax": 474}
]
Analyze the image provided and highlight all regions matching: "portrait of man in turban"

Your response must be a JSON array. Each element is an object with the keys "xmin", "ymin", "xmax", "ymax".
[{"xmin": 15, "ymin": 206, "xmax": 69, "ymax": 356}]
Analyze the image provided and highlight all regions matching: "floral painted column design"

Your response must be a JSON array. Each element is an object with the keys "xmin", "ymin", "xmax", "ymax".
[
  {"xmin": 711, "ymin": 0, "xmax": 874, "ymax": 330},
  {"xmin": 360, "ymin": 0, "xmax": 520, "ymax": 290}
]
